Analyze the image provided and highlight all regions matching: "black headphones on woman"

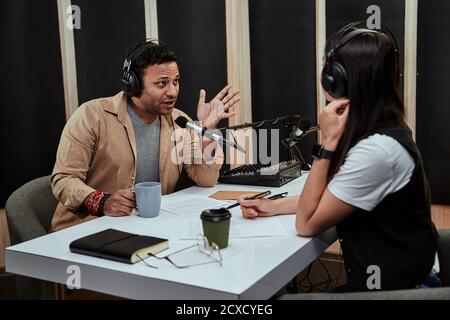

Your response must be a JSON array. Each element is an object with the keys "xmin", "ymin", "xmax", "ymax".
[{"xmin": 321, "ymin": 23, "xmax": 400, "ymax": 99}]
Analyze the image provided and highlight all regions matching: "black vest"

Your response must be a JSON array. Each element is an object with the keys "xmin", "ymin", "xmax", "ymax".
[{"xmin": 336, "ymin": 126, "xmax": 438, "ymax": 292}]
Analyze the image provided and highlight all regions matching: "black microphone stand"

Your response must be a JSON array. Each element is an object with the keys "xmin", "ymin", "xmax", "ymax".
[
  {"xmin": 218, "ymin": 115, "xmax": 311, "ymax": 171},
  {"xmin": 216, "ymin": 115, "xmax": 302, "ymax": 131},
  {"xmin": 282, "ymin": 135, "xmax": 312, "ymax": 171}
]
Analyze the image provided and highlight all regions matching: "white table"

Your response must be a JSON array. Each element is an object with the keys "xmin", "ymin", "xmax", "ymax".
[{"xmin": 5, "ymin": 174, "xmax": 337, "ymax": 299}]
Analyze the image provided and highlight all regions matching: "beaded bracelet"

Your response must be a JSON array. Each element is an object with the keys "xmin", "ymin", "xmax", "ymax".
[
  {"xmin": 98, "ymin": 192, "xmax": 111, "ymax": 216},
  {"xmin": 85, "ymin": 191, "xmax": 110, "ymax": 216}
]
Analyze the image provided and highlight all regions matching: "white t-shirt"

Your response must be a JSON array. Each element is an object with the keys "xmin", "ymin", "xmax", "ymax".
[{"xmin": 328, "ymin": 133, "xmax": 415, "ymax": 211}]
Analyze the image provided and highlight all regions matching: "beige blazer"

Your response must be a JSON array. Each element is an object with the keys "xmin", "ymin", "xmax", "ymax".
[{"xmin": 51, "ymin": 91, "xmax": 223, "ymax": 231}]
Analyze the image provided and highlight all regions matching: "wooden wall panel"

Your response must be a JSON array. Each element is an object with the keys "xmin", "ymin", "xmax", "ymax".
[{"xmin": 0, "ymin": 209, "xmax": 10, "ymax": 268}]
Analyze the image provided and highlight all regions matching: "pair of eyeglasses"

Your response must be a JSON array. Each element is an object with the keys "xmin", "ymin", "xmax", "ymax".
[{"xmin": 137, "ymin": 234, "xmax": 223, "ymax": 269}]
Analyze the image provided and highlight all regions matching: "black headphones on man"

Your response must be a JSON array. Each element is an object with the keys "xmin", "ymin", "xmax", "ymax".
[
  {"xmin": 121, "ymin": 39, "xmax": 167, "ymax": 97},
  {"xmin": 321, "ymin": 22, "xmax": 400, "ymax": 99}
]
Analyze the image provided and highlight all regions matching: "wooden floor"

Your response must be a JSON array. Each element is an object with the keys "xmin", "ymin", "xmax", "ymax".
[
  {"xmin": 430, "ymin": 205, "xmax": 450, "ymax": 229},
  {"xmin": 0, "ymin": 209, "xmax": 10, "ymax": 267}
]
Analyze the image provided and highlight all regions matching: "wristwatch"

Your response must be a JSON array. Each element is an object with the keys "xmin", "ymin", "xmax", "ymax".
[{"xmin": 312, "ymin": 143, "xmax": 335, "ymax": 159}]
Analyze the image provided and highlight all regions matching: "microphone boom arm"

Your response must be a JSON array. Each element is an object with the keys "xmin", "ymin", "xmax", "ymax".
[{"xmin": 216, "ymin": 115, "xmax": 302, "ymax": 131}]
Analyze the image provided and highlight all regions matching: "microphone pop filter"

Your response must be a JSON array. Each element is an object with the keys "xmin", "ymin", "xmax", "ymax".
[{"xmin": 174, "ymin": 116, "xmax": 188, "ymax": 128}]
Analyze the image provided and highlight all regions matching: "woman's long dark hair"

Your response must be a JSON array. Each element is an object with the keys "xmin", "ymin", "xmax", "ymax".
[{"xmin": 325, "ymin": 25, "xmax": 406, "ymax": 181}]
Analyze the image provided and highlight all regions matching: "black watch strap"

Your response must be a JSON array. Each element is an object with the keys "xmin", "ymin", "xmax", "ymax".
[{"xmin": 312, "ymin": 143, "xmax": 335, "ymax": 159}]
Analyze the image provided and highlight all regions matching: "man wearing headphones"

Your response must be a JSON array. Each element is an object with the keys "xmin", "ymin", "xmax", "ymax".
[{"xmin": 51, "ymin": 40, "xmax": 240, "ymax": 231}]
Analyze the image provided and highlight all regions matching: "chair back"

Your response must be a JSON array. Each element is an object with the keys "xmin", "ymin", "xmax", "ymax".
[
  {"xmin": 5, "ymin": 175, "xmax": 58, "ymax": 299},
  {"xmin": 5, "ymin": 176, "xmax": 58, "ymax": 245},
  {"xmin": 437, "ymin": 229, "xmax": 450, "ymax": 286}
]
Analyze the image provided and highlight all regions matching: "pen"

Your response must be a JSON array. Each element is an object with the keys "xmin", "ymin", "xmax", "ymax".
[
  {"xmin": 226, "ymin": 190, "xmax": 271, "ymax": 209},
  {"xmin": 267, "ymin": 192, "xmax": 288, "ymax": 200}
]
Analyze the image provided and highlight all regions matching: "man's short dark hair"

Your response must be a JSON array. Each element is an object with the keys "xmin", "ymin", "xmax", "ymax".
[{"xmin": 128, "ymin": 41, "xmax": 177, "ymax": 89}]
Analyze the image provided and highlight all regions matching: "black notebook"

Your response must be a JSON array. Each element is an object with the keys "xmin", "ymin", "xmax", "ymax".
[{"xmin": 69, "ymin": 229, "xmax": 169, "ymax": 264}]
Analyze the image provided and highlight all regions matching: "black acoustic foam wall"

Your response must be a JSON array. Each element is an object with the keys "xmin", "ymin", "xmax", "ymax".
[
  {"xmin": 157, "ymin": 0, "xmax": 228, "ymax": 120},
  {"xmin": 72, "ymin": 0, "xmax": 146, "ymax": 104},
  {"xmin": 0, "ymin": 0, "xmax": 66, "ymax": 206},
  {"xmin": 417, "ymin": 0, "xmax": 450, "ymax": 204},
  {"xmin": 249, "ymin": 0, "xmax": 317, "ymax": 165}
]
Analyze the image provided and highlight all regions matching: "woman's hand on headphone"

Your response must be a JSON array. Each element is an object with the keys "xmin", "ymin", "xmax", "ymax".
[{"xmin": 319, "ymin": 98, "xmax": 350, "ymax": 150}]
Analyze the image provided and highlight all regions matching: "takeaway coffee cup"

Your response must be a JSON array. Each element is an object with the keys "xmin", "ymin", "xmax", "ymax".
[
  {"xmin": 200, "ymin": 208, "xmax": 232, "ymax": 249},
  {"xmin": 135, "ymin": 182, "xmax": 161, "ymax": 218}
]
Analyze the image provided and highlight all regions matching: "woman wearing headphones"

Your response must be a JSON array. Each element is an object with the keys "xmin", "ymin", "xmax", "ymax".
[{"xmin": 238, "ymin": 23, "xmax": 439, "ymax": 292}]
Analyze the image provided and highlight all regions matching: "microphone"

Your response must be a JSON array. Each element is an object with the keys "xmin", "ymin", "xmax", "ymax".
[
  {"xmin": 174, "ymin": 116, "xmax": 246, "ymax": 153},
  {"xmin": 287, "ymin": 118, "xmax": 321, "ymax": 147},
  {"xmin": 291, "ymin": 118, "xmax": 313, "ymax": 140}
]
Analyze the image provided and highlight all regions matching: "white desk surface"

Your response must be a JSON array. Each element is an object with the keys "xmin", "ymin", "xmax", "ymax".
[{"xmin": 6, "ymin": 174, "xmax": 337, "ymax": 300}]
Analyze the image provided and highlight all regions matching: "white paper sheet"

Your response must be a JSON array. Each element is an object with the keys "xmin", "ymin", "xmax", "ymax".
[
  {"xmin": 178, "ymin": 216, "xmax": 289, "ymax": 240},
  {"xmin": 160, "ymin": 193, "xmax": 230, "ymax": 216}
]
